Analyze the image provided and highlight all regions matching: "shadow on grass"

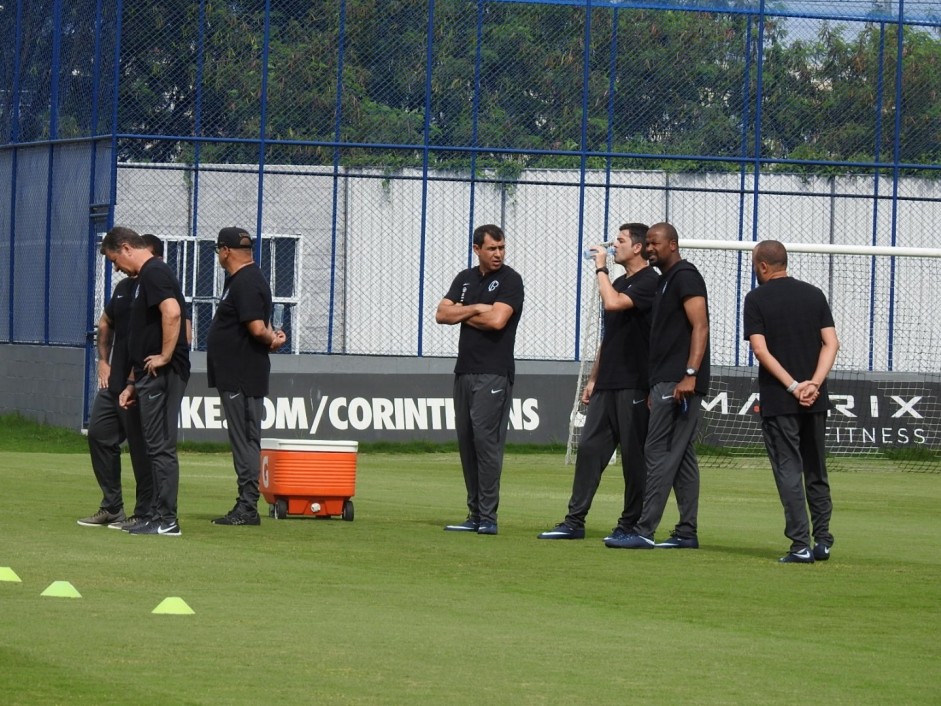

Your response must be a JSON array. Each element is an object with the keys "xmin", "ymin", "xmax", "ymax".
[{"xmin": 700, "ymin": 542, "xmax": 785, "ymax": 561}]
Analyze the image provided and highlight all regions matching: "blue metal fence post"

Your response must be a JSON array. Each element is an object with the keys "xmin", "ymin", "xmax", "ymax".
[
  {"xmin": 870, "ymin": 22, "xmax": 889, "ymax": 371},
  {"xmin": 329, "ymin": 0, "xmax": 350, "ymax": 355},
  {"xmin": 109, "ymin": 0, "xmax": 123, "ymax": 236},
  {"xmin": 83, "ymin": 0, "xmax": 108, "ymax": 426},
  {"xmin": 417, "ymin": 0, "xmax": 437, "ymax": 356},
  {"xmin": 737, "ymin": 15, "xmax": 754, "ymax": 368},
  {"xmin": 750, "ymin": 1, "xmax": 766, "ymax": 250},
  {"xmin": 887, "ymin": 1, "xmax": 907, "ymax": 372},
  {"xmin": 192, "ymin": 0, "xmax": 207, "ymax": 251},
  {"xmin": 573, "ymin": 0, "xmax": 594, "ymax": 361},
  {"xmin": 468, "ymin": 0, "xmax": 485, "ymax": 267},
  {"xmin": 7, "ymin": 0, "xmax": 24, "ymax": 341},
  {"xmin": 602, "ymin": 8, "xmax": 618, "ymax": 243},
  {"xmin": 254, "ymin": 0, "xmax": 273, "ymax": 269},
  {"xmin": 43, "ymin": 0, "xmax": 65, "ymax": 344}
]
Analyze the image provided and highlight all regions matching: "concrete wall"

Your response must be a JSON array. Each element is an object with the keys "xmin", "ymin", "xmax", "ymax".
[
  {"xmin": 0, "ymin": 344, "xmax": 86, "ymax": 427},
  {"xmin": 109, "ymin": 165, "xmax": 941, "ymax": 372}
]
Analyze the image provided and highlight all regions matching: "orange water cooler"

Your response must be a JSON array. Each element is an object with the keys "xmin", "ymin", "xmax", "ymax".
[{"xmin": 259, "ymin": 439, "xmax": 358, "ymax": 520}]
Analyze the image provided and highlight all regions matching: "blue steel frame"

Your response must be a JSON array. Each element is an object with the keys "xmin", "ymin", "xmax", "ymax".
[{"xmin": 1, "ymin": 0, "xmax": 939, "ymax": 377}]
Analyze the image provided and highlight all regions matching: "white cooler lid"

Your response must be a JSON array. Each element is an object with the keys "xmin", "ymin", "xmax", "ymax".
[{"xmin": 260, "ymin": 438, "xmax": 359, "ymax": 453}]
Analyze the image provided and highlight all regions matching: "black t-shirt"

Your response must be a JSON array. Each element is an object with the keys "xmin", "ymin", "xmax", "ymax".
[
  {"xmin": 595, "ymin": 266, "xmax": 658, "ymax": 391},
  {"xmin": 128, "ymin": 257, "xmax": 191, "ymax": 382},
  {"xmin": 103, "ymin": 276, "xmax": 136, "ymax": 393},
  {"xmin": 206, "ymin": 264, "xmax": 273, "ymax": 397},
  {"xmin": 743, "ymin": 276, "xmax": 835, "ymax": 417},
  {"xmin": 648, "ymin": 259, "xmax": 711, "ymax": 394},
  {"xmin": 444, "ymin": 264, "xmax": 524, "ymax": 380}
]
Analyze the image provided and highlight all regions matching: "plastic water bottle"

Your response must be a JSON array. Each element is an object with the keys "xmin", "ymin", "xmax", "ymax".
[
  {"xmin": 582, "ymin": 244, "xmax": 615, "ymax": 260},
  {"xmin": 272, "ymin": 303, "xmax": 285, "ymax": 330}
]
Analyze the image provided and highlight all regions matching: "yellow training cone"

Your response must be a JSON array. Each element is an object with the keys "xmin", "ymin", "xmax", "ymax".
[
  {"xmin": 0, "ymin": 567, "xmax": 22, "ymax": 583},
  {"xmin": 41, "ymin": 581, "xmax": 81, "ymax": 598},
  {"xmin": 152, "ymin": 597, "xmax": 194, "ymax": 615}
]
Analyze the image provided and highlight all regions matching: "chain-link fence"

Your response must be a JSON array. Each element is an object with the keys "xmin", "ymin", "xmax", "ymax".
[{"xmin": 2, "ymin": 1, "xmax": 940, "ymax": 370}]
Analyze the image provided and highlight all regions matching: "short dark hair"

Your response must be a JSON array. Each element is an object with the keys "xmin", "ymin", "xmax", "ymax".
[
  {"xmin": 473, "ymin": 224, "xmax": 505, "ymax": 247},
  {"xmin": 619, "ymin": 222, "xmax": 649, "ymax": 248},
  {"xmin": 100, "ymin": 226, "xmax": 145, "ymax": 254},
  {"xmin": 754, "ymin": 239, "xmax": 788, "ymax": 268},
  {"xmin": 141, "ymin": 233, "xmax": 164, "ymax": 258},
  {"xmin": 649, "ymin": 222, "xmax": 678, "ymax": 244}
]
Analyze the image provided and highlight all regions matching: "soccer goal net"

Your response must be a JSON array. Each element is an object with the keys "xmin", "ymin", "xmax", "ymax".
[{"xmin": 567, "ymin": 241, "xmax": 941, "ymax": 472}]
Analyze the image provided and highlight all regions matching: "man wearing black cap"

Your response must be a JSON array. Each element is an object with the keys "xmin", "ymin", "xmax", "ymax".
[
  {"xmin": 100, "ymin": 226, "xmax": 190, "ymax": 537},
  {"xmin": 207, "ymin": 227, "xmax": 287, "ymax": 526}
]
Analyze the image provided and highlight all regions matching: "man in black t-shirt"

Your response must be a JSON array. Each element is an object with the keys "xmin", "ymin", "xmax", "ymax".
[
  {"xmin": 744, "ymin": 240, "xmax": 839, "ymax": 564},
  {"xmin": 101, "ymin": 226, "xmax": 190, "ymax": 537},
  {"xmin": 436, "ymin": 224, "xmax": 524, "ymax": 536},
  {"xmin": 78, "ymin": 241, "xmax": 159, "ymax": 529},
  {"xmin": 606, "ymin": 222, "xmax": 710, "ymax": 550},
  {"xmin": 207, "ymin": 227, "xmax": 287, "ymax": 526},
  {"xmin": 538, "ymin": 223, "xmax": 658, "ymax": 541}
]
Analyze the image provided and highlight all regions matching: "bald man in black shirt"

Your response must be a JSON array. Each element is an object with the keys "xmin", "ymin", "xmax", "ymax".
[{"xmin": 744, "ymin": 240, "xmax": 840, "ymax": 564}]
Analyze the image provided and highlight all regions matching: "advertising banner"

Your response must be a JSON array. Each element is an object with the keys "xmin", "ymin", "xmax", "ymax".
[{"xmin": 177, "ymin": 368, "xmax": 940, "ymax": 453}]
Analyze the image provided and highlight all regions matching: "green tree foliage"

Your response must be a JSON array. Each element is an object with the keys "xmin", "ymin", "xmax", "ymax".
[
  {"xmin": 0, "ymin": 0, "xmax": 106, "ymax": 142},
  {"xmin": 7, "ymin": 1, "xmax": 940, "ymax": 177},
  {"xmin": 761, "ymin": 22, "xmax": 941, "ymax": 174}
]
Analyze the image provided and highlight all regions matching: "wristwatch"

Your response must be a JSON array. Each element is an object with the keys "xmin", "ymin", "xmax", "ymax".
[{"xmin": 685, "ymin": 367, "xmax": 698, "ymax": 377}]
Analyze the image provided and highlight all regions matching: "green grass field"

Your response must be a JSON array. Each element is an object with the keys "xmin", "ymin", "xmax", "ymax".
[{"xmin": 1, "ymin": 422, "xmax": 939, "ymax": 704}]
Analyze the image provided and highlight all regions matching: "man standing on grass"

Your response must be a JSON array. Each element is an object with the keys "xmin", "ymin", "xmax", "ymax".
[
  {"xmin": 537, "ymin": 223, "xmax": 657, "ymax": 542},
  {"xmin": 77, "ymin": 238, "xmax": 164, "ymax": 530},
  {"xmin": 435, "ymin": 224, "xmax": 524, "ymax": 536},
  {"xmin": 744, "ymin": 240, "xmax": 839, "ymax": 564},
  {"xmin": 606, "ymin": 222, "xmax": 710, "ymax": 550},
  {"xmin": 101, "ymin": 226, "xmax": 190, "ymax": 537},
  {"xmin": 207, "ymin": 227, "xmax": 287, "ymax": 526}
]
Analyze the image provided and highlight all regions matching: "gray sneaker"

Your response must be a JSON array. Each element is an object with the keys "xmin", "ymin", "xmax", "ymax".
[
  {"xmin": 109, "ymin": 515, "xmax": 146, "ymax": 530},
  {"xmin": 77, "ymin": 508, "xmax": 125, "ymax": 527}
]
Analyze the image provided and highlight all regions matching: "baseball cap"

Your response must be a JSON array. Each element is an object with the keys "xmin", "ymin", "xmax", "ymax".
[{"xmin": 216, "ymin": 227, "xmax": 253, "ymax": 249}]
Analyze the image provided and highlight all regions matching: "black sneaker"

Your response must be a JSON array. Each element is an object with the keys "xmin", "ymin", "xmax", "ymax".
[
  {"xmin": 212, "ymin": 511, "xmax": 261, "ymax": 526},
  {"xmin": 656, "ymin": 532, "xmax": 700, "ymax": 549},
  {"xmin": 126, "ymin": 520, "xmax": 156, "ymax": 535},
  {"xmin": 604, "ymin": 532, "xmax": 655, "ymax": 549},
  {"xmin": 77, "ymin": 508, "xmax": 125, "ymax": 527},
  {"xmin": 537, "ymin": 523, "xmax": 585, "ymax": 540},
  {"xmin": 477, "ymin": 522, "xmax": 498, "ymax": 535},
  {"xmin": 109, "ymin": 514, "xmax": 145, "ymax": 530},
  {"xmin": 813, "ymin": 543, "xmax": 831, "ymax": 561},
  {"xmin": 779, "ymin": 548, "xmax": 814, "ymax": 563},
  {"xmin": 444, "ymin": 519, "xmax": 479, "ymax": 532},
  {"xmin": 156, "ymin": 522, "xmax": 181, "ymax": 536},
  {"xmin": 128, "ymin": 521, "xmax": 181, "ymax": 536},
  {"xmin": 603, "ymin": 526, "xmax": 629, "ymax": 542}
]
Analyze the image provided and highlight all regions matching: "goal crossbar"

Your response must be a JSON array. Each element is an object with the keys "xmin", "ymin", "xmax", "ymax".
[{"xmin": 680, "ymin": 240, "xmax": 941, "ymax": 259}]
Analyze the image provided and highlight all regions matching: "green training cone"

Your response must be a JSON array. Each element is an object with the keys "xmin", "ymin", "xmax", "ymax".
[
  {"xmin": 0, "ymin": 567, "xmax": 22, "ymax": 582},
  {"xmin": 152, "ymin": 597, "xmax": 194, "ymax": 615},
  {"xmin": 41, "ymin": 581, "xmax": 81, "ymax": 598}
]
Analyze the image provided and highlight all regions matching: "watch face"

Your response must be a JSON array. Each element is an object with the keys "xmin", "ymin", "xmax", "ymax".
[{"xmin": 686, "ymin": 368, "xmax": 697, "ymax": 376}]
